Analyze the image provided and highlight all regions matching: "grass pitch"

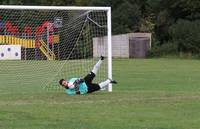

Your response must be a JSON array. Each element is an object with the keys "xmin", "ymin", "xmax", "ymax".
[{"xmin": 1, "ymin": 59, "xmax": 200, "ymax": 129}]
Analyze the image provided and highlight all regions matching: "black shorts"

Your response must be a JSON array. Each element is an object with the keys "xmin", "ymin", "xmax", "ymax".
[{"xmin": 84, "ymin": 72, "xmax": 100, "ymax": 93}]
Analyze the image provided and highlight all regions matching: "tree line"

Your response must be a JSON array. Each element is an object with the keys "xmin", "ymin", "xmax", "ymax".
[{"xmin": 1, "ymin": 0, "xmax": 200, "ymax": 57}]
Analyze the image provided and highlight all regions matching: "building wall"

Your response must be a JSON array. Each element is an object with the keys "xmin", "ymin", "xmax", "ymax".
[{"xmin": 93, "ymin": 33, "xmax": 151, "ymax": 58}]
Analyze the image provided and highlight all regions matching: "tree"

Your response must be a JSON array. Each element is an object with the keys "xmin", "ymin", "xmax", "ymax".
[
  {"xmin": 90, "ymin": 0, "xmax": 142, "ymax": 34},
  {"xmin": 147, "ymin": 0, "xmax": 200, "ymax": 42},
  {"xmin": 169, "ymin": 19, "xmax": 200, "ymax": 54}
]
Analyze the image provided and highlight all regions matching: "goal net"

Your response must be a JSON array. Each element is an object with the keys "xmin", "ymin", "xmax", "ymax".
[{"xmin": 0, "ymin": 6, "xmax": 112, "ymax": 92}]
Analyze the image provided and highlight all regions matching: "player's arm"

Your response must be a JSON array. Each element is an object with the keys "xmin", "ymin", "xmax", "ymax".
[
  {"xmin": 73, "ymin": 78, "xmax": 84, "ymax": 88},
  {"xmin": 74, "ymin": 78, "xmax": 84, "ymax": 85}
]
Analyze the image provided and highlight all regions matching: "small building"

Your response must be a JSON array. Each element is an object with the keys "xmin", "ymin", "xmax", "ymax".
[{"xmin": 93, "ymin": 33, "xmax": 151, "ymax": 58}]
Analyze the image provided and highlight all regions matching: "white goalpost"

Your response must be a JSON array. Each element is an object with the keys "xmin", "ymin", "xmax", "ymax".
[{"xmin": 0, "ymin": 5, "xmax": 112, "ymax": 92}]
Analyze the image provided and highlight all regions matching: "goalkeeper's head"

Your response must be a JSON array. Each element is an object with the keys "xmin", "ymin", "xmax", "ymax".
[{"xmin": 59, "ymin": 79, "xmax": 69, "ymax": 89}]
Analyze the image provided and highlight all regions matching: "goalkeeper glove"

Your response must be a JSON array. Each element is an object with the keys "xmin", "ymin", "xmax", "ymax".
[
  {"xmin": 74, "ymin": 78, "xmax": 84, "ymax": 85},
  {"xmin": 73, "ymin": 78, "xmax": 84, "ymax": 90}
]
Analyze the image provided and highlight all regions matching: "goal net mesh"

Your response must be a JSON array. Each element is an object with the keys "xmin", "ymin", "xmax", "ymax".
[{"xmin": 0, "ymin": 8, "xmax": 108, "ymax": 92}]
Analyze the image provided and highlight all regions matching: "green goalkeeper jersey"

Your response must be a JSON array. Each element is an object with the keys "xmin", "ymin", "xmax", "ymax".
[{"xmin": 65, "ymin": 78, "xmax": 88, "ymax": 95}]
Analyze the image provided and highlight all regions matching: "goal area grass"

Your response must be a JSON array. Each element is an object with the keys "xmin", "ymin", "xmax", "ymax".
[{"xmin": 1, "ymin": 59, "xmax": 200, "ymax": 129}]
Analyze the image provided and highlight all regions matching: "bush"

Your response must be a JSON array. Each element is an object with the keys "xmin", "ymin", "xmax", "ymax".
[
  {"xmin": 149, "ymin": 19, "xmax": 200, "ymax": 58},
  {"xmin": 148, "ymin": 42, "xmax": 178, "ymax": 57},
  {"xmin": 169, "ymin": 19, "xmax": 200, "ymax": 54}
]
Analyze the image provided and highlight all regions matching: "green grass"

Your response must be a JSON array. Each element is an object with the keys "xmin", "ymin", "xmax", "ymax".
[{"xmin": 1, "ymin": 59, "xmax": 200, "ymax": 129}]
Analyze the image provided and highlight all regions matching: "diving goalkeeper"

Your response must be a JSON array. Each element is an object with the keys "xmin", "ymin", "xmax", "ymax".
[{"xmin": 59, "ymin": 56, "xmax": 117, "ymax": 95}]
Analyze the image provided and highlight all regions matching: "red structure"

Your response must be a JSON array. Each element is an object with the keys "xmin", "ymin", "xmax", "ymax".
[
  {"xmin": 5, "ymin": 21, "xmax": 12, "ymax": 33},
  {"xmin": 3, "ymin": 20, "xmax": 55, "ymax": 48},
  {"xmin": 35, "ymin": 21, "xmax": 55, "ymax": 47},
  {"xmin": 12, "ymin": 26, "xmax": 19, "ymax": 35},
  {"xmin": 35, "ymin": 26, "xmax": 44, "ymax": 48},
  {"xmin": 24, "ymin": 25, "xmax": 32, "ymax": 36}
]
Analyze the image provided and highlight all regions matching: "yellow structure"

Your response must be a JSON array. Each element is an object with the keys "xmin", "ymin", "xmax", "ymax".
[
  {"xmin": 0, "ymin": 35, "xmax": 35, "ymax": 48},
  {"xmin": 0, "ymin": 34, "xmax": 59, "ymax": 48},
  {"xmin": 53, "ymin": 35, "xmax": 59, "ymax": 43},
  {"xmin": 0, "ymin": 35, "xmax": 59, "ymax": 60},
  {"xmin": 39, "ymin": 40, "xmax": 56, "ymax": 60}
]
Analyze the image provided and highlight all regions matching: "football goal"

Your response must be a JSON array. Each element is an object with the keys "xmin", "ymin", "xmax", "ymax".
[{"xmin": 0, "ymin": 5, "xmax": 112, "ymax": 92}]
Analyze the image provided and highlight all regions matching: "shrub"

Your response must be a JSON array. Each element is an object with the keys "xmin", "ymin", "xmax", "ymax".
[
  {"xmin": 148, "ymin": 42, "xmax": 178, "ymax": 57},
  {"xmin": 169, "ymin": 19, "xmax": 200, "ymax": 54}
]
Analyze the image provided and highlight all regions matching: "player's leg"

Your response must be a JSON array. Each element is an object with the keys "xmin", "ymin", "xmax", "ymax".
[
  {"xmin": 91, "ymin": 56, "xmax": 104, "ymax": 75},
  {"xmin": 84, "ymin": 56, "xmax": 104, "ymax": 84},
  {"xmin": 84, "ymin": 72, "xmax": 96, "ymax": 85},
  {"xmin": 87, "ymin": 83, "xmax": 101, "ymax": 93},
  {"xmin": 87, "ymin": 79, "xmax": 117, "ymax": 93},
  {"xmin": 99, "ymin": 79, "xmax": 117, "ymax": 89}
]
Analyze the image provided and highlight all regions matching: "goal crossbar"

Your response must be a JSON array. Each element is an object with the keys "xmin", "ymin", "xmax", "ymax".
[{"xmin": 0, "ymin": 5, "xmax": 111, "ymax": 11}]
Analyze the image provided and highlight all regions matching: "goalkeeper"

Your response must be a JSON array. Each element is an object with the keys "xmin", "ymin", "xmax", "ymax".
[{"xmin": 59, "ymin": 56, "xmax": 117, "ymax": 95}]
